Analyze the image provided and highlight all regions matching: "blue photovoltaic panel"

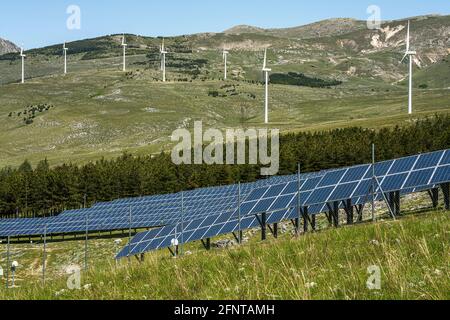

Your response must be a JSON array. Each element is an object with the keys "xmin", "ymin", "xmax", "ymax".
[
  {"xmin": 245, "ymin": 188, "xmax": 268, "ymax": 202},
  {"xmin": 268, "ymin": 194, "xmax": 296, "ymax": 212},
  {"xmin": 403, "ymin": 169, "xmax": 434, "ymax": 189},
  {"xmin": 264, "ymin": 184, "xmax": 287, "ymax": 198},
  {"xmin": 341, "ymin": 165, "xmax": 370, "ymax": 183},
  {"xmin": 352, "ymin": 180, "xmax": 373, "ymax": 198},
  {"xmin": 430, "ymin": 165, "xmax": 450, "ymax": 185},
  {"xmin": 301, "ymin": 177, "xmax": 323, "ymax": 191},
  {"xmin": 250, "ymin": 198, "xmax": 276, "ymax": 214},
  {"xmin": 380, "ymin": 173, "xmax": 409, "ymax": 192},
  {"xmin": 329, "ymin": 182, "xmax": 359, "ymax": 201},
  {"xmin": 441, "ymin": 150, "xmax": 450, "ymax": 165},
  {"xmin": 305, "ymin": 186, "xmax": 335, "ymax": 205},
  {"xmin": 318, "ymin": 170, "xmax": 346, "ymax": 187},
  {"xmin": 414, "ymin": 151, "xmax": 445, "ymax": 170},
  {"xmin": 388, "ymin": 156, "xmax": 418, "ymax": 174},
  {"xmin": 364, "ymin": 160, "xmax": 393, "ymax": 179}
]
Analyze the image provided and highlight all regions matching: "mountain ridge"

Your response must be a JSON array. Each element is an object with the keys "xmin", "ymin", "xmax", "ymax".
[{"xmin": 0, "ymin": 37, "xmax": 19, "ymax": 54}]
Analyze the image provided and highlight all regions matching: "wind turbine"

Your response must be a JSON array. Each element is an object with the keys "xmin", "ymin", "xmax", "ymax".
[
  {"xmin": 121, "ymin": 34, "xmax": 127, "ymax": 72},
  {"xmin": 63, "ymin": 42, "xmax": 68, "ymax": 74},
  {"xmin": 160, "ymin": 38, "xmax": 168, "ymax": 82},
  {"xmin": 20, "ymin": 46, "xmax": 26, "ymax": 84},
  {"xmin": 222, "ymin": 49, "xmax": 229, "ymax": 80},
  {"xmin": 262, "ymin": 49, "xmax": 271, "ymax": 124},
  {"xmin": 401, "ymin": 20, "xmax": 416, "ymax": 115}
]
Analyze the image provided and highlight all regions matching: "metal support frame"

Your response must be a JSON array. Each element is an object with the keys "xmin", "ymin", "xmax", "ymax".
[
  {"xmin": 310, "ymin": 214, "xmax": 316, "ymax": 231},
  {"xmin": 273, "ymin": 223, "xmax": 278, "ymax": 238},
  {"xmin": 373, "ymin": 176, "xmax": 397, "ymax": 220},
  {"xmin": 201, "ymin": 238, "xmax": 211, "ymax": 251},
  {"xmin": 127, "ymin": 206, "xmax": 132, "ymax": 263},
  {"xmin": 6, "ymin": 236, "xmax": 10, "ymax": 289},
  {"xmin": 237, "ymin": 182, "xmax": 242, "ymax": 244},
  {"xmin": 261, "ymin": 212, "xmax": 267, "ymax": 241},
  {"xmin": 42, "ymin": 225, "xmax": 47, "ymax": 285},
  {"xmin": 428, "ymin": 188, "xmax": 439, "ymax": 208},
  {"xmin": 343, "ymin": 199, "xmax": 354, "ymax": 225},
  {"xmin": 180, "ymin": 192, "xmax": 185, "ymax": 256},
  {"xmin": 302, "ymin": 207, "xmax": 310, "ymax": 233},
  {"xmin": 327, "ymin": 201, "xmax": 340, "ymax": 227},
  {"xmin": 168, "ymin": 246, "xmax": 179, "ymax": 257},
  {"xmin": 324, "ymin": 210, "xmax": 332, "ymax": 226},
  {"xmin": 356, "ymin": 204, "xmax": 365, "ymax": 222},
  {"xmin": 84, "ymin": 215, "xmax": 88, "ymax": 271},
  {"xmin": 442, "ymin": 183, "xmax": 450, "ymax": 210},
  {"xmin": 296, "ymin": 163, "xmax": 302, "ymax": 236},
  {"xmin": 387, "ymin": 191, "xmax": 401, "ymax": 216}
]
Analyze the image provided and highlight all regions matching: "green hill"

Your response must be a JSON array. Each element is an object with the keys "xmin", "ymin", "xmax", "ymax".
[{"xmin": 0, "ymin": 15, "xmax": 449, "ymax": 167}]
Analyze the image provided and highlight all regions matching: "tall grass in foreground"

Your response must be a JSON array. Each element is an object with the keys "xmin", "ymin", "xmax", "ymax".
[{"xmin": 0, "ymin": 211, "xmax": 448, "ymax": 300}]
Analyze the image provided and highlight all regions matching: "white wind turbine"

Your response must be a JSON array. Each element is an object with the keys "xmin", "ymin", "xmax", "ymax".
[
  {"xmin": 20, "ymin": 46, "xmax": 26, "ymax": 84},
  {"xmin": 121, "ymin": 34, "xmax": 128, "ymax": 72},
  {"xmin": 401, "ymin": 20, "xmax": 416, "ymax": 115},
  {"xmin": 63, "ymin": 42, "xmax": 68, "ymax": 74},
  {"xmin": 222, "ymin": 49, "xmax": 229, "ymax": 80},
  {"xmin": 262, "ymin": 49, "xmax": 271, "ymax": 124},
  {"xmin": 160, "ymin": 38, "xmax": 168, "ymax": 82}
]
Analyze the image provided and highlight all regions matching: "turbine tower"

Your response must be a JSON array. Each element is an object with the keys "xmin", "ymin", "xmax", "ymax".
[
  {"xmin": 121, "ymin": 34, "xmax": 127, "ymax": 72},
  {"xmin": 262, "ymin": 49, "xmax": 271, "ymax": 124},
  {"xmin": 160, "ymin": 38, "xmax": 168, "ymax": 82},
  {"xmin": 20, "ymin": 47, "xmax": 26, "ymax": 84},
  {"xmin": 223, "ymin": 49, "xmax": 229, "ymax": 80},
  {"xmin": 401, "ymin": 20, "xmax": 416, "ymax": 115},
  {"xmin": 63, "ymin": 42, "xmax": 68, "ymax": 74}
]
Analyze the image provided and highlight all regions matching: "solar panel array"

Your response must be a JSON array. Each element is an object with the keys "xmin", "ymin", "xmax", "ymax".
[
  {"xmin": 116, "ymin": 149, "xmax": 450, "ymax": 259},
  {"xmin": 0, "ymin": 172, "xmax": 324, "ymax": 238}
]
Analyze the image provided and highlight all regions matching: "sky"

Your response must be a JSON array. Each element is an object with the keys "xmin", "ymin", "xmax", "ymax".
[{"xmin": 0, "ymin": 0, "xmax": 449, "ymax": 49}]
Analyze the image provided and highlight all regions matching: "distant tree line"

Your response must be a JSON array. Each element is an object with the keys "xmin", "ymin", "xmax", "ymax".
[
  {"xmin": 0, "ymin": 115, "xmax": 449, "ymax": 218},
  {"xmin": 270, "ymin": 72, "xmax": 342, "ymax": 88}
]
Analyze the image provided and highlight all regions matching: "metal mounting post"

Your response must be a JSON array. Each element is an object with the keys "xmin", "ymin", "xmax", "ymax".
[
  {"xmin": 344, "ymin": 199, "xmax": 354, "ymax": 225},
  {"xmin": 201, "ymin": 238, "xmax": 211, "ymax": 251},
  {"xmin": 428, "ymin": 188, "xmax": 439, "ymax": 208},
  {"xmin": 442, "ymin": 183, "xmax": 450, "ymax": 210},
  {"xmin": 42, "ymin": 225, "xmax": 47, "ymax": 285},
  {"xmin": 296, "ymin": 163, "xmax": 302, "ymax": 236},
  {"xmin": 302, "ymin": 207, "xmax": 309, "ymax": 233},
  {"xmin": 261, "ymin": 212, "xmax": 267, "ymax": 241}
]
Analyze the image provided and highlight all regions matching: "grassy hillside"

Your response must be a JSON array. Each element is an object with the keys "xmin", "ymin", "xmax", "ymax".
[
  {"xmin": 0, "ymin": 15, "xmax": 449, "ymax": 168},
  {"xmin": 0, "ymin": 208, "xmax": 448, "ymax": 300},
  {"xmin": 0, "ymin": 54, "xmax": 449, "ymax": 168}
]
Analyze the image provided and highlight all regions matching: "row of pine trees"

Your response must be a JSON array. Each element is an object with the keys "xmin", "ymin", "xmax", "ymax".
[{"xmin": 0, "ymin": 115, "xmax": 449, "ymax": 218}]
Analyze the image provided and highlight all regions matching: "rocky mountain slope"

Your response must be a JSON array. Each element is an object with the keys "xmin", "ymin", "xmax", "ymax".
[{"xmin": 0, "ymin": 37, "xmax": 19, "ymax": 55}]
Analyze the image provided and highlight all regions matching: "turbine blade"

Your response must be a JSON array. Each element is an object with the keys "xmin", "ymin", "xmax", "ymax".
[
  {"xmin": 263, "ymin": 49, "xmax": 267, "ymax": 69},
  {"xmin": 406, "ymin": 21, "xmax": 410, "ymax": 52},
  {"xmin": 401, "ymin": 54, "xmax": 408, "ymax": 63}
]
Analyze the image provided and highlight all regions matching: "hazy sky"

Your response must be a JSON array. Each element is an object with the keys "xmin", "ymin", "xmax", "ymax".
[{"xmin": 1, "ymin": 0, "xmax": 449, "ymax": 49}]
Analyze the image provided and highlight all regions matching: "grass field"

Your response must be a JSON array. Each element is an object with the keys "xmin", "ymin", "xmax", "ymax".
[{"xmin": 0, "ymin": 193, "xmax": 448, "ymax": 300}]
